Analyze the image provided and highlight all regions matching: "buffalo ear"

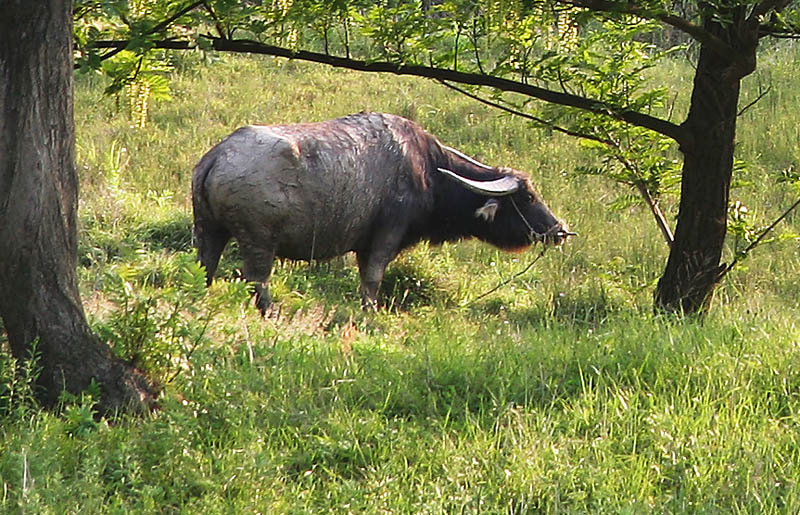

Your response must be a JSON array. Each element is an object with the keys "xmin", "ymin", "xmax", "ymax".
[{"xmin": 474, "ymin": 198, "xmax": 499, "ymax": 222}]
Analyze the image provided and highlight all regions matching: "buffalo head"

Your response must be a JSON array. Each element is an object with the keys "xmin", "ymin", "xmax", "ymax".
[{"xmin": 437, "ymin": 147, "xmax": 573, "ymax": 250}]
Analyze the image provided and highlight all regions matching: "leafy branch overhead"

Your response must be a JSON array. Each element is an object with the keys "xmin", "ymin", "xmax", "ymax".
[
  {"xmin": 78, "ymin": 2, "xmax": 687, "ymax": 133},
  {"xmin": 75, "ymin": 1, "xmax": 800, "ymax": 133}
]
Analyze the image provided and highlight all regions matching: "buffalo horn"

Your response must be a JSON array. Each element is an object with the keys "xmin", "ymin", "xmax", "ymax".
[
  {"xmin": 441, "ymin": 145, "xmax": 494, "ymax": 170},
  {"xmin": 437, "ymin": 167, "xmax": 519, "ymax": 196}
]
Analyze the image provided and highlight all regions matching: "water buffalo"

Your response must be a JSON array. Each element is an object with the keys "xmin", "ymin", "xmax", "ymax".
[{"xmin": 192, "ymin": 112, "xmax": 571, "ymax": 311}]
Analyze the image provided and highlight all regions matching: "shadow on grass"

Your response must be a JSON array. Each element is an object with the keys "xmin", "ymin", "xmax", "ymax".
[
  {"xmin": 79, "ymin": 213, "xmax": 194, "ymax": 267},
  {"xmin": 332, "ymin": 291, "xmax": 660, "ymax": 426},
  {"xmin": 215, "ymin": 253, "xmax": 453, "ymax": 312},
  {"xmin": 136, "ymin": 215, "xmax": 193, "ymax": 252},
  {"xmin": 478, "ymin": 279, "xmax": 640, "ymax": 330},
  {"xmin": 512, "ymin": 289, "xmax": 629, "ymax": 329},
  {"xmin": 380, "ymin": 261, "xmax": 453, "ymax": 311}
]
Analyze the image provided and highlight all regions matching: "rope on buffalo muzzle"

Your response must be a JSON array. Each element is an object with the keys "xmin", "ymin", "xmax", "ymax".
[
  {"xmin": 460, "ymin": 196, "xmax": 574, "ymax": 307},
  {"xmin": 510, "ymin": 196, "xmax": 576, "ymax": 244},
  {"xmin": 460, "ymin": 246, "xmax": 548, "ymax": 307}
]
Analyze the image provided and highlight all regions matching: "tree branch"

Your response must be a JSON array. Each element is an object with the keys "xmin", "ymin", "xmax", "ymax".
[
  {"xmin": 149, "ymin": 0, "xmax": 205, "ymax": 36},
  {"xmin": 89, "ymin": 36, "xmax": 690, "ymax": 147},
  {"xmin": 438, "ymin": 80, "xmax": 616, "ymax": 147},
  {"xmin": 720, "ymin": 195, "xmax": 800, "ymax": 279},
  {"xmin": 737, "ymin": 85, "xmax": 771, "ymax": 117},
  {"xmin": 756, "ymin": 0, "xmax": 800, "ymax": 38},
  {"xmin": 83, "ymin": 1, "xmax": 206, "ymax": 65},
  {"xmin": 758, "ymin": 27, "xmax": 800, "ymax": 38},
  {"xmin": 748, "ymin": 0, "xmax": 792, "ymax": 24},
  {"xmin": 555, "ymin": 0, "xmax": 736, "ymax": 60}
]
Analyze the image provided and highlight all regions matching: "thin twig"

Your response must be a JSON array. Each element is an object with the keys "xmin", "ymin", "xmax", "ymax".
[
  {"xmin": 556, "ymin": 67, "xmax": 572, "ymax": 95},
  {"xmin": 737, "ymin": 85, "xmax": 771, "ymax": 117},
  {"xmin": 131, "ymin": 55, "xmax": 144, "ymax": 82},
  {"xmin": 471, "ymin": 19, "xmax": 486, "ymax": 75},
  {"xmin": 667, "ymin": 90, "xmax": 679, "ymax": 122},
  {"xmin": 438, "ymin": 80, "xmax": 616, "ymax": 147},
  {"xmin": 150, "ymin": 0, "xmax": 205, "ymax": 35},
  {"xmin": 760, "ymin": 29, "xmax": 800, "ymax": 39},
  {"xmin": 720, "ymin": 196, "xmax": 800, "ymax": 278},
  {"xmin": 166, "ymin": 308, "xmax": 214, "ymax": 384},
  {"xmin": 453, "ymin": 23, "xmax": 460, "ymax": 71},
  {"xmin": 598, "ymin": 125, "xmax": 675, "ymax": 246},
  {"xmin": 609, "ymin": 153, "xmax": 674, "ymax": 247},
  {"xmin": 241, "ymin": 305, "xmax": 254, "ymax": 364},
  {"xmin": 202, "ymin": 1, "xmax": 227, "ymax": 40}
]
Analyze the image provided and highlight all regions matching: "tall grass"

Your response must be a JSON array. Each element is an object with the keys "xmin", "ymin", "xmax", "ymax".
[{"xmin": 1, "ymin": 47, "xmax": 800, "ymax": 512}]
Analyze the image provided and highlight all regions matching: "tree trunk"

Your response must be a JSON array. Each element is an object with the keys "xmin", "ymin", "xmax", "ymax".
[
  {"xmin": 0, "ymin": 1, "xmax": 157, "ymax": 412},
  {"xmin": 654, "ymin": 8, "xmax": 756, "ymax": 314}
]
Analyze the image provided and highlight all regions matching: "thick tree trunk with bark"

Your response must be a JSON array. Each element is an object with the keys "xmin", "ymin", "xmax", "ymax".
[
  {"xmin": 0, "ymin": 1, "xmax": 156, "ymax": 412},
  {"xmin": 655, "ymin": 8, "xmax": 757, "ymax": 314}
]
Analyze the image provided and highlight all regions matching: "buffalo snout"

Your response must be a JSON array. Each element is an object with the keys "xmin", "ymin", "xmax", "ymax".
[{"xmin": 544, "ymin": 222, "xmax": 576, "ymax": 246}]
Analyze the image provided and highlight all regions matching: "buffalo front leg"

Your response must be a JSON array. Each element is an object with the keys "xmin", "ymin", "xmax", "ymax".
[
  {"xmin": 356, "ymin": 252, "xmax": 384, "ymax": 310},
  {"xmin": 356, "ymin": 232, "xmax": 403, "ymax": 310}
]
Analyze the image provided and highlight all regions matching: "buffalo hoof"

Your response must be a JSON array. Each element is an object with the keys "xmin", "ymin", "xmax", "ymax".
[
  {"xmin": 254, "ymin": 289, "xmax": 273, "ymax": 317},
  {"xmin": 361, "ymin": 297, "xmax": 379, "ymax": 312}
]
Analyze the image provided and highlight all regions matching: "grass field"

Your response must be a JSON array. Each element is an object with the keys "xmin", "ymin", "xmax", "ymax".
[{"xmin": 2, "ymin": 43, "xmax": 800, "ymax": 512}]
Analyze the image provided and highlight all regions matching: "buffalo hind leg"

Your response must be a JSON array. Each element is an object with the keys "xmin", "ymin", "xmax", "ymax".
[
  {"xmin": 239, "ymin": 241, "xmax": 277, "ymax": 315},
  {"xmin": 196, "ymin": 224, "xmax": 231, "ymax": 286}
]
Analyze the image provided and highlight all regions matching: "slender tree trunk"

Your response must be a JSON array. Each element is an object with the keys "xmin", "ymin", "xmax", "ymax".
[
  {"xmin": 0, "ymin": 1, "xmax": 156, "ymax": 412},
  {"xmin": 654, "ymin": 8, "xmax": 756, "ymax": 314}
]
